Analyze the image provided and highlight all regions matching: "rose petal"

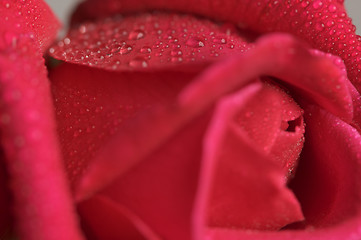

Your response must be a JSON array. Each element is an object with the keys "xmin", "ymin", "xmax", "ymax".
[
  {"xmin": 50, "ymin": 63, "xmax": 195, "ymax": 186},
  {"xmin": 72, "ymin": 0, "xmax": 361, "ymax": 90},
  {"xmin": 75, "ymin": 33, "xmax": 353, "ymax": 201},
  {"xmin": 50, "ymin": 13, "xmax": 251, "ymax": 71},
  {"xmin": 96, "ymin": 112, "xmax": 211, "ymax": 240},
  {"xmin": 0, "ymin": 0, "xmax": 60, "ymax": 52},
  {"xmin": 236, "ymin": 81, "xmax": 305, "ymax": 180},
  {"xmin": 289, "ymin": 106, "xmax": 361, "ymax": 228},
  {"xmin": 78, "ymin": 195, "xmax": 160, "ymax": 240},
  {"xmin": 194, "ymin": 83, "xmax": 304, "ymax": 237},
  {"xmin": 180, "ymin": 34, "xmax": 353, "ymax": 123},
  {"xmin": 0, "ymin": 35, "xmax": 83, "ymax": 240},
  {"xmin": 196, "ymin": 106, "xmax": 361, "ymax": 240}
]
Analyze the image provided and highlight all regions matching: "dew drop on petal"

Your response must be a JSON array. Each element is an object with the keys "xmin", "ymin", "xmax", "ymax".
[
  {"xmin": 128, "ymin": 29, "xmax": 145, "ymax": 40},
  {"xmin": 118, "ymin": 44, "xmax": 133, "ymax": 55},
  {"xmin": 129, "ymin": 57, "xmax": 148, "ymax": 68},
  {"xmin": 186, "ymin": 36, "xmax": 205, "ymax": 48},
  {"xmin": 140, "ymin": 46, "xmax": 152, "ymax": 53}
]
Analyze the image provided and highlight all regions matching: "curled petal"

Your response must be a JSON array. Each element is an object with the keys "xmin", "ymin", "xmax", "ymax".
[
  {"xmin": 50, "ymin": 13, "xmax": 251, "ymax": 72},
  {"xmin": 206, "ymin": 107, "xmax": 361, "ymax": 239},
  {"xmin": 289, "ymin": 106, "xmax": 361, "ymax": 229},
  {"xmin": 72, "ymin": 0, "xmax": 361, "ymax": 89},
  {"xmin": 0, "ymin": 0, "xmax": 60, "ymax": 52},
  {"xmin": 0, "ymin": 29, "xmax": 83, "ymax": 240},
  {"xmin": 75, "ymin": 34, "xmax": 350, "ymax": 204},
  {"xmin": 50, "ymin": 63, "xmax": 195, "ymax": 186},
  {"xmin": 180, "ymin": 34, "xmax": 353, "ymax": 123},
  {"xmin": 98, "ymin": 112, "xmax": 211, "ymax": 240},
  {"xmin": 79, "ymin": 195, "xmax": 160, "ymax": 240},
  {"xmin": 194, "ymin": 83, "xmax": 304, "ymax": 237}
]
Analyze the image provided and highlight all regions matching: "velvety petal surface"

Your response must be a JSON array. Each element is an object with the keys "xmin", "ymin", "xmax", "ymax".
[{"xmin": 72, "ymin": 0, "xmax": 361, "ymax": 90}]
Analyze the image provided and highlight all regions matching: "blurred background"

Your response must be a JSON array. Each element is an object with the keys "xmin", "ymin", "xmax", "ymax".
[{"xmin": 45, "ymin": 0, "xmax": 361, "ymax": 35}]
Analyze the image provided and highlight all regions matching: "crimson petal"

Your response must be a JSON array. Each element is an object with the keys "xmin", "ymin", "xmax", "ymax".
[
  {"xmin": 97, "ymin": 112, "xmax": 211, "ymax": 240},
  {"xmin": 78, "ymin": 195, "xmax": 160, "ymax": 240},
  {"xmin": 194, "ymin": 83, "xmax": 304, "ymax": 236},
  {"xmin": 0, "ymin": 0, "xmax": 60, "ymax": 52},
  {"xmin": 72, "ymin": 0, "xmax": 361, "ymax": 90},
  {"xmin": 75, "ymin": 34, "xmax": 351, "ymax": 203},
  {"xmin": 196, "ymin": 106, "xmax": 361, "ymax": 240},
  {"xmin": 50, "ymin": 13, "xmax": 251, "ymax": 72},
  {"xmin": 0, "ymin": 1, "xmax": 83, "ymax": 239},
  {"xmin": 0, "ymin": 39, "xmax": 84, "ymax": 240},
  {"xmin": 50, "ymin": 63, "xmax": 195, "ymax": 186}
]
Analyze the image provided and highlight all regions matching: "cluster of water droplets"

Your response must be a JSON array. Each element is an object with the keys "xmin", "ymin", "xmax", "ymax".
[
  {"xmin": 53, "ymin": 82, "xmax": 146, "ymax": 182},
  {"xmin": 1, "ymin": 0, "xmax": 59, "ymax": 51},
  {"xmin": 245, "ymin": 0, "xmax": 361, "ymax": 87},
  {"xmin": 49, "ymin": 13, "xmax": 252, "ymax": 71}
]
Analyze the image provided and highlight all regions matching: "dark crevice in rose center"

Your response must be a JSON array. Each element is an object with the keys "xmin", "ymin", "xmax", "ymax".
[{"xmin": 285, "ymin": 116, "xmax": 303, "ymax": 132}]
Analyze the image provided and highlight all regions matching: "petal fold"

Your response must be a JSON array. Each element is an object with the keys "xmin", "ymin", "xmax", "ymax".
[
  {"xmin": 50, "ymin": 13, "xmax": 251, "ymax": 71},
  {"xmin": 78, "ymin": 195, "xmax": 160, "ymax": 240},
  {"xmin": 194, "ymin": 83, "xmax": 303, "ymax": 237},
  {"xmin": 75, "ymin": 33, "xmax": 353, "ymax": 201},
  {"xmin": 0, "ymin": 35, "xmax": 83, "ymax": 240},
  {"xmin": 0, "ymin": 0, "xmax": 60, "ymax": 52},
  {"xmin": 72, "ymin": 0, "xmax": 361, "ymax": 90}
]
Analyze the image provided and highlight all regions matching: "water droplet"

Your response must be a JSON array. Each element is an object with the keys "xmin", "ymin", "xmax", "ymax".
[
  {"xmin": 64, "ymin": 38, "xmax": 71, "ymax": 45},
  {"xmin": 213, "ymin": 37, "xmax": 227, "ymax": 44},
  {"xmin": 119, "ymin": 44, "xmax": 133, "ymax": 55},
  {"xmin": 3, "ymin": 31, "xmax": 17, "ymax": 48},
  {"xmin": 328, "ymin": 4, "xmax": 337, "ymax": 13},
  {"xmin": 129, "ymin": 57, "xmax": 148, "ymax": 68},
  {"xmin": 171, "ymin": 57, "xmax": 183, "ymax": 63},
  {"xmin": 186, "ymin": 37, "xmax": 205, "ymax": 48},
  {"xmin": 315, "ymin": 22, "xmax": 325, "ymax": 31},
  {"xmin": 128, "ymin": 29, "xmax": 145, "ymax": 40},
  {"xmin": 170, "ymin": 50, "xmax": 183, "ymax": 56},
  {"xmin": 78, "ymin": 25, "xmax": 87, "ymax": 34},
  {"xmin": 140, "ymin": 46, "xmax": 152, "ymax": 53},
  {"xmin": 312, "ymin": 0, "xmax": 323, "ymax": 9}
]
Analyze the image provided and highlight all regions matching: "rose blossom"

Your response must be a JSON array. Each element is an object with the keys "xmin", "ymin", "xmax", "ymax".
[{"xmin": 0, "ymin": 0, "xmax": 361, "ymax": 240}]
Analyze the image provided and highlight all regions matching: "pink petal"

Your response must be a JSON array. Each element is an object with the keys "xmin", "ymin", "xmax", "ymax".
[
  {"xmin": 50, "ymin": 63, "xmax": 195, "ymax": 186},
  {"xmin": 236, "ymin": 81, "xmax": 305, "ymax": 180},
  {"xmin": 289, "ymin": 106, "xmax": 361, "ymax": 228},
  {"xmin": 75, "ymin": 33, "xmax": 353, "ymax": 201},
  {"xmin": 72, "ymin": 0, "xmax": 361, "ymax": 90},
  {"xmin": 0, "ymin": 0, "xmax": 60, "ymax": 52},
  {"xmin": 195, "ymin": 107, "xmax": 361, "ymax": 240},
  {"xmin": 0, "ymin": 34, "xmax": 83, "ymax": 240},
  {"xmin": 78, "ymin": 195, "xmax": 160, "ymax": 240},
  {"xmin": 179, "ymin": 34, "xmax": 353, "ymax": 123},
  {"xmin": 50, "ymin": 13, "xmax": 251, "ymax": 71},
  {"xmin": 97, "ymin": 112, "xmax": 211, "ymax": 240},
  {"xmin": 194, "ymin": 83, "xmax": 303, "ymax": 237}
]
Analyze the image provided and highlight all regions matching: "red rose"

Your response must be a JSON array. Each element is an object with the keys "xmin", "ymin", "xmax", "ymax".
[{"xmin": 1, "ymin": 0, "xmax": 361, "ymax": 240}]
